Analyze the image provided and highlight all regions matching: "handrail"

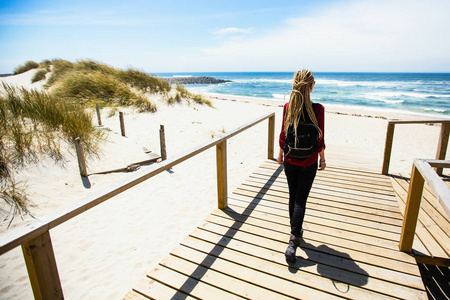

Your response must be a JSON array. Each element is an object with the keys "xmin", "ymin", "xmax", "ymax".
[
  {"xmin": 382, "ymin": 119, "xmax": 450, "ymax": 175},
  {"xmin": 0, "ymin": 112, "xmax": 276, "ymax": 299},
  {"xmin": 399, "ymin": 159, "xmax": 450, "ymax": 252}
]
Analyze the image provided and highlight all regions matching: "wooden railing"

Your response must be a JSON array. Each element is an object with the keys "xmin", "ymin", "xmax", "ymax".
[
  {"xmin": 382, "ymin": 120, "xmax": 450, "ymax": 175},
  {"xmin": 0, "ymin": 112, "xmax": 276, "ymax": 300},
  {"xmin": 399, "ymin": 159, "xmax": 450, "ymax": 252}
]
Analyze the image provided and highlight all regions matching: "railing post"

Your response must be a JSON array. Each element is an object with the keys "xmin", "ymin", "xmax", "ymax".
[
  {"xmin": 382, "ymin": 122, "xmax": 395, "ymax": 175},
  {"xmin": 435, "ymin": 123, "xmax": 450, "ymax": 176},
  {"xmin": 159, "ymin": 125, "xmax": 167, "ymax": 161},
  {"xmin": 216, "ymin": 140, "xmax": 228, "ymax": 209},
  {"xmin": 399, "ymin": 163, "xmax": 425, "ymax": 252},
  {"xmin": 96, "ymin": 103, "xmax": 102, "ymax": 126},
  {"xmin": 268, "ymin": 114, "xmax": 275, "ymax": 159},
  {"xmin": 22, "ymin": 231, "xmax": 64, "ymax": 300},
  {"xmin": 74, "ymin": 138, "xmax": 88, "ymax": 177},
  {"xmin": 119, "ymin": 112, "xmax": 126, "ymax": 137}
]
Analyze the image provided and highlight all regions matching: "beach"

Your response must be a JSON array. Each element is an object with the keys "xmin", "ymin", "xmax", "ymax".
[{"xmin": 0, "ymin": 70, "xmax": 448, "ymax": 299}]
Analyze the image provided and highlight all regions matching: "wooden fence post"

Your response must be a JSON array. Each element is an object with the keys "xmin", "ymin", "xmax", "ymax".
[
  {"xmin": 382, "ymin": 122, "xmax": 395, "ymax": 175},
  {"xmin": 74, "ymin": 138, "xmax": 88, "ymax": 177},
  {"xmin": 96, "ymin": 104, "xmax": 102, "ymax": 126},
  {"xmin": 399, "ymin": 163, "xmax": 425, "ymax": 252},
  {"xmin": 159, "ymin": 125, "xmax": 167, "ymax": 161},
  {"xmin": 268, "ymin": 114, "xmax": 275, "ymax": 159},
  {"xmin": 22, "ymin": 231, "xmax": 64, "ymax": 300},
  {"xmin": 216, "ymin": 141, "xmax": 228, "ymax": 209},
  {"xmin": 435, "ymin": 123, "xmax": 450, "ymax": 176},
  {"xmin": 119, "ymin": 112, "xmax": 126, "ymax": 137}
]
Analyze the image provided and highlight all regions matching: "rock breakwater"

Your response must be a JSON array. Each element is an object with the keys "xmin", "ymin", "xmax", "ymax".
[{"xmin": 163, "ymin": 76, "xmax": 231, "ymax": 84}]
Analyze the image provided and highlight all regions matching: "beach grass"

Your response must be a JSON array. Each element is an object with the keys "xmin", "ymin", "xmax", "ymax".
[
  {"xmin": 31, "ymin": 69, "xmax": 48, "ymax": 83},
  {"xmin": 13, "ymin": 60, "xmax": 39, "ymax": 75},
  {"xmin": 175, "ymin": 83, "xmax": 213, "ymax": 107},
  {"xmin": 1, "ymin": 58, "xmax": 211, "ymax": 218},
  {"xmin": 0, "ymin": 83, "xmax": 105, "ymax": 222}
]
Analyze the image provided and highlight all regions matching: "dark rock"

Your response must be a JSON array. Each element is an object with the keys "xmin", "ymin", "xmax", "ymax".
[{"xmin": 163, "ymin": 76, "xmax": 232, "ymax": 84}]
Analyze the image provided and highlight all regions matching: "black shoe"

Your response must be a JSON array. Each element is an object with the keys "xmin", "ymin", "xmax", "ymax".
[
  {"xmin": 285, "ymin": 239, "xmax": 297, "ymax": 263},
  {"xmin": 285, "ymin": 234, "xmax": 301, "ymax": 263}
]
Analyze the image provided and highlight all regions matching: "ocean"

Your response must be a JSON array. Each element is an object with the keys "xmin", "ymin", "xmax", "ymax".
[{"xmin": 157, "ymin": 72, "xmax": 450, "ymax": 117}]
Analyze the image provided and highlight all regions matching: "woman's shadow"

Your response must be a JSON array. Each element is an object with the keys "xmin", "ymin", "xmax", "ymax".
[{"xmin": 287, "ymin": 239, "xmax": 369, "ymax": 293}]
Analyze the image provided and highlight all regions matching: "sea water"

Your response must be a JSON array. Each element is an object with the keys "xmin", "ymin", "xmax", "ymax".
[{"xmin": 157, "ymin": 72, "xmax": 450, "ymax": 117}]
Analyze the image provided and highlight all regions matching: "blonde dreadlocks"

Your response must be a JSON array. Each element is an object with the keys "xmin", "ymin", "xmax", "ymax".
[{"xmin": 284, "ymin": 70, "xmax": 322, "ymax": 140}]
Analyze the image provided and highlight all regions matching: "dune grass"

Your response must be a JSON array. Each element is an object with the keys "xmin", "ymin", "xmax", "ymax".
[
  {"xmin": 31, "ymin": 69, "xmax": 48, "ymax": 83},
  {"xmin": 2, "ymin": 58, "xmax": 212, "ymax": 220},
  {"xmin": 1, "ymin": 83, "xmax": 105, "ymax": 223},
  {"xmin": 174, "ymin": 84, "xmax": 213, "ymax": 107},
  {"xmin": 13, "ymin": 60, "xmax": 39, "ymax": 75}
]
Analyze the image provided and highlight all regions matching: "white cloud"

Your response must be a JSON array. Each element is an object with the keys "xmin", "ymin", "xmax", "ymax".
[
  {"xmin": 213, "ymin": 27, "xmax": 254, "ymax": 36},
  {"xmin": 198, "ymin": 0, "xmax": 450, "ymax": 72}
]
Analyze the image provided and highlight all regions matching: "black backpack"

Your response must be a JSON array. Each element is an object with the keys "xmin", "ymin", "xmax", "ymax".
[{"xmin": 284, "ymin": 109, "xmax": 320, "ymax": 159}]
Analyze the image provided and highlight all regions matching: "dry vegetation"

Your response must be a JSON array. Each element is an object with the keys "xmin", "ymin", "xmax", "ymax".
[{"xmin": 1, "ymin": 59, "xmax": 212, "ymax": 223}]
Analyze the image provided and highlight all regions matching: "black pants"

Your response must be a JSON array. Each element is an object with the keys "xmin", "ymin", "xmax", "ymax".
[{"xmin": 284, "ymin": 161, "xmax": 318, "ymax": 237}]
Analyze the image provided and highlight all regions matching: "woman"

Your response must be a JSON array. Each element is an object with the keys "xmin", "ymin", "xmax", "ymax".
[{"xmin": 277, "ymin": 70, "xmax": 326, "ymax": 263}]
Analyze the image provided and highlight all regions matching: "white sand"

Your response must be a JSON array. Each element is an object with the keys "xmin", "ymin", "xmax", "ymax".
[{"xmin": 0, "ymin": 70, "xmax": 448, "ymax": 299}]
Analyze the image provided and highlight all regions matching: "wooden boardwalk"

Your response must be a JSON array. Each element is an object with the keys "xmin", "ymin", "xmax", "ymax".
[
  {"xmin": 391, "ymin": 173, "xmax": 450, "ymax": 264},
  {"xmin": 124, "ymin": 160, "xmax": 427, "ymax": 299}
]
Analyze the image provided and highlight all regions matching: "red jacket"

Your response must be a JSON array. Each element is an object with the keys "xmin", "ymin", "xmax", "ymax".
[{"xmin": 279, "ymin": 102, "xmax": 325, "ymax": 167}]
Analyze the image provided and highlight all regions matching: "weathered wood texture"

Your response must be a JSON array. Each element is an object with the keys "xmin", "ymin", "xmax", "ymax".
[
  {"xmin": 125, "ymin": 160, "xmax": 427, "ymax": 299},
  {"xmin": 391, "ymin": 171, "xmax": 450, "ymax": 265},
  {"xmin": 382, "ymin": 120, "xmax": 450, "ymax": 175}
]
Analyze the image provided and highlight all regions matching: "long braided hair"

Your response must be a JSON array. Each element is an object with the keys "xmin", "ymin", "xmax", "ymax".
[{"xmin": 284, "ymin": 70, "xmax": 322, "ymax": 140}]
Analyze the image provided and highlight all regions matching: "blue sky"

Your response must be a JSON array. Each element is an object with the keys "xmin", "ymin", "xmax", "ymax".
[{"xmin": 0, "ymin": 0, "xmax": 449, "ymax": 73}]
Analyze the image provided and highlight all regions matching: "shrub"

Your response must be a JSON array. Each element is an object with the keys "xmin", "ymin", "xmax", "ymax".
[
  {"xmin": 1, "ymin": 84, "xmax": 105, "ymax": 220},
  {"xmin": 51, "ymin": 70, "xmax": 157, "ymax": 112},
  {"xmin": 117, "ymin": 68, "xmax": 171, "ymax": 94},
  {"xmin": 175, "ymin": 84, "xmax": 213, "ymax": 107},
  {"xmin": 45, "ymin": 59, "xmax": 74, "ymax": 87},
  {"xmin": 31, "ymin": 69, "xmax": 48, "ymax": 83},
  {"xmin": 14, "ymin": 61, "xmax": 39, "ymax": 75}
]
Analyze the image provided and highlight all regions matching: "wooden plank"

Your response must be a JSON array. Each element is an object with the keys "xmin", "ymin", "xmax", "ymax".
[
  {"xmin": 171, "ymin": 244, "xmax": 343, "ymax": 299},
  {"xmin": 147, "ymin": 263, "xmax": 245, "ymax": 299},
  {"xmin": 158, "ymin": 254, "xmax": 292, "ymax": 299},
  {"xmin": 267, "ymin": 114, "xmax": 275, "ymax": 159},
  {"xmin": 242, "ymin": 177, "xmax": 398, "ymax": 206},
  {"xmin": 123, "ymin": 290, "xmax": 151, "ymax": 300},
  {"xmin": 233, "ymin": 186, "xmax": 403, "ymax": 219},
  {"xmin": 131, "ymin": 277, "xmax": 196, "ymax": 300},
  {"xmin": 391, "ymin": 177, "xmax": 446, "ymax": 258},
  {"xmin": 237, "ymin": 181, "xmax": 399, "ymax": 210},
  {"xmin": 233, "ymin": 184, "xmax": 401, "ymax": 223},
  {"xmin": 399, "ymin": 176, "xmax": 450, "ymax": 256},
  {"xmin": 179, "ymin": 236, "xmax": 395, "ymax": 300},
  {"xmin": 246, "ymin": 174, "xmax": 397, "ymax": 198},
  {"xmin": 228, "ymin": 196, "xmax": 402, "ymax": 235},
  {"xmin": 209, "ymin": 208, "xmax": 417, "ymax": 265},
  {"xmin": 22, "ymin": 231, "xmax": 63, "ymax": 300},
  {"xmin": 382, "ymin": 122, "xmax": 395, "ymax": 174},
  {"xmin": 188, "ymin": 225, "xmax": 426, "ymax": 299},
  {"xmin": 216, "ymin": 141, "xmax": 228, "ymax": 209},
  {"xmin": 260, "ymin": 161, "xmax": 393, "ymax": 184},
  {"xmin": 191, "ymin": 223, "xmax": 420, "ymax": 279},
  {"xmin": 205, "ymin": 210, "xmax": 400, "ymax": 257},
  {"xmin": 392, "ymin": 175, "xmax": 450, "ymax": 259},
  {"xmin": 230, "ymin": 192, "xmax": 403, "ymax": 227},
  {"xmin": 249, "ymin": 172, "xmax": 395, "ymax": 194}
]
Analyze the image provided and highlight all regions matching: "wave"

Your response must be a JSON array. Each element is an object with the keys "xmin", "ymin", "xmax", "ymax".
[
  {"xmin": 363, "ymin": 91, "xmax": 450, "ymax": 102},
  {"xmin": 317, "ymin": 79, "xmax": 403, "ymax": 88},
  {"xmin": 232, "ymin": 78, "xmax": 292, "ymax": 84}
]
